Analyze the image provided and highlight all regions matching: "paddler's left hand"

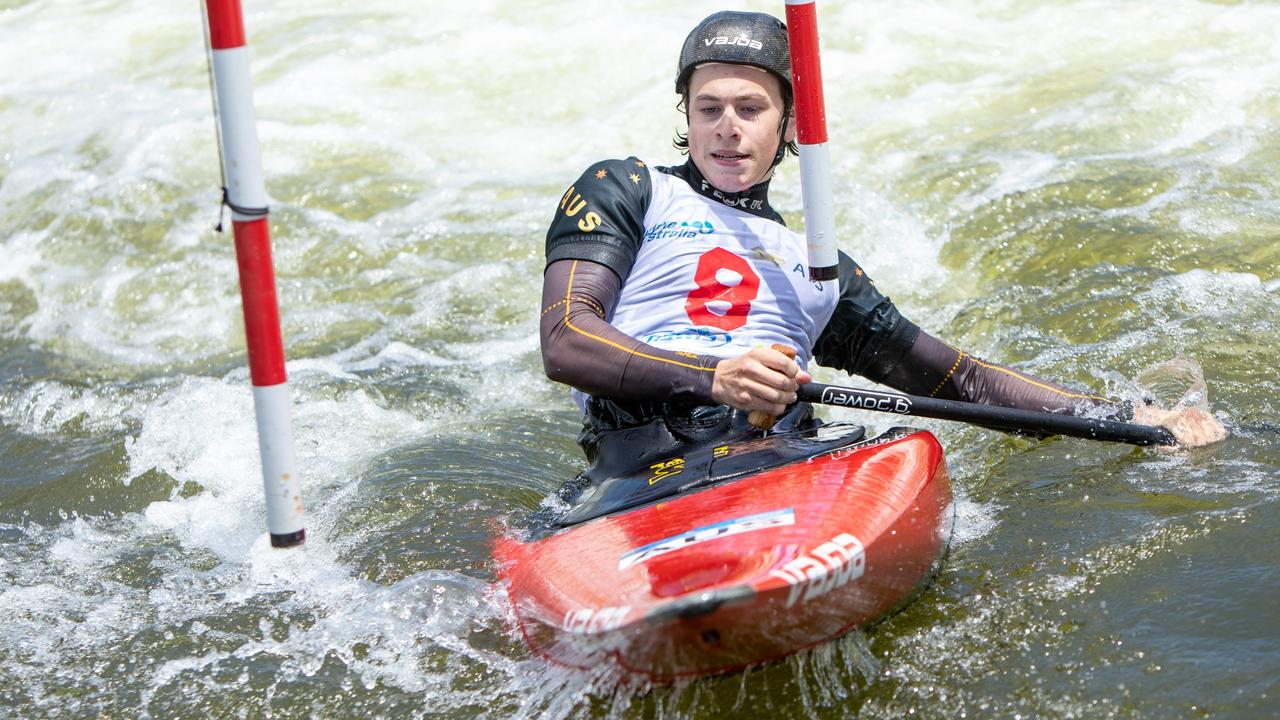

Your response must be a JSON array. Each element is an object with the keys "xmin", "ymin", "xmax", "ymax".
[
  {"xmin": 712, "ymin": 346, "xmax": 811, "ymax": 416},
  {"xmin": 1133, "ymin": 403, "xmax": 1228, "ymax": 448}
]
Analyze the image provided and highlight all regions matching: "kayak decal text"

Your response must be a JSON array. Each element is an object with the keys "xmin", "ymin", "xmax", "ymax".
[
  {"xmin": 618, "ymin": 508, "xmax": 795, "ymax": 570},
  {"xmin": 770, "ymin": 532, "xmax": 866, "ymax": 608},
  {"xmin": 562, "ymin": 605, "xmax": 630, "ymax": 634},
  {"xmin": 647, "ymin": 457, "xmax": 684, "ymax": 485},
  {"xmin": 819, "ymin": 387, "xmax": 912, "ymax": 414}
]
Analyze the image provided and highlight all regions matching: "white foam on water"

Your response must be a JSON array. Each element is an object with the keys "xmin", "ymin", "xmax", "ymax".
[
  {"xmin": 0, "ymin": 363, "xmax": 525, "ymax": 713},
  {"xmin": 3, "ymin": 1, "xmax": 1278, "ymax": 717},
  {"xmin": 237, "ymin": 0, "xmax": 711, "ymax": 194},
  {"xmin": 339, "ymin": 340, "xmax": 452, "ymax": 372},
  {"xmin": 950, "ymin": 493, "xmax": 1002, "ymax": 546},
  {"xmin": 1138, "ymin": 268, "xmax": 1266, "ymax": 318},
  {"xmin": 0, "ymin": 231, "xmax": 46, "ymax": 287},
  {"xmin": 836, "ymin": 181, "xmax": 950, "ymax": 300},
  {"xmin": 121, "ymin": 368, "xmax": 433, "ymax": 555},
  {"xmin": 953, "ymin": 151, "xmax": 1061, "ymax": 215},
  {"xmin": 1, "ymin": 379, "xmax": 140, "ymax": 436}
]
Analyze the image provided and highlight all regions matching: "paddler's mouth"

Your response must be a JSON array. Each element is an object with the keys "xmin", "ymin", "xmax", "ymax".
[{"xmin": 710, "ymin": 150, "xmax": 750, "ymax": 164}]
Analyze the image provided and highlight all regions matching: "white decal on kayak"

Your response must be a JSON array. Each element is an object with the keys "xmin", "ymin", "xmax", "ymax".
[
  {"xmin": 618, "ymin": 508, "xmax": 795, "ymax": 570},
  {"xmin": 769, "ymin": 532, "xmax": 866, "ymax": 608},
  {"xmin": 562, "ymin": 605, "xmax": 631, "ymax": 634}
]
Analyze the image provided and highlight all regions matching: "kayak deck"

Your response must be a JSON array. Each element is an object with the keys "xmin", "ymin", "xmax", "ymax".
[{"xmin": 495, "ymin": 426, "xmax": 953, "ymax": 682}]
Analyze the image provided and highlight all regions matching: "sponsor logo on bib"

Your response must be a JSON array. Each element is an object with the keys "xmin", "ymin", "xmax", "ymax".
[
  {"xmin": 644, "ymin": 327, "xmax": 733, "ymax": 347},
  {"xmin": 645, "ymin": 219, "xmax": 716, "ymax": 242}
]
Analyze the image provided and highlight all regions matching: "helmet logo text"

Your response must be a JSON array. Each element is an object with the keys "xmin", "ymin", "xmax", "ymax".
[{"xmin": 704, "ymin": 34, "xmax": 763, "ymax": 51}]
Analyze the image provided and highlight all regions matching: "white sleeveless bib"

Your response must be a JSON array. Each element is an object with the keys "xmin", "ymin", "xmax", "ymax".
[{"xmin": 609, "ymin": 168, "xmax": 838, "ymax": 369}]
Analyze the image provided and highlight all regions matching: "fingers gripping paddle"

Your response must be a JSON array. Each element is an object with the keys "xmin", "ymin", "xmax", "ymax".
[
  {"xmin": 798, "ymin": 382, "xmax": 1177, "ymax": 447},
  {"xmin": 748, "ymin": 345, "xmax": 799, "ymax": 430}
]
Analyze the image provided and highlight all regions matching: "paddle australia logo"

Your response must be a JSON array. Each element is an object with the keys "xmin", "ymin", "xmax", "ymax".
[
  {"xmin": 645, "ymin": 219, "xmax": 715, "ymax": 242},
  {"xmin": 618, "ymin": 508, "xmax": 795, "ymax": 570},
  {"xmin": 705, "ymin": 34, "xmax": 763, "ymax": 51},
  {"xmin": 769, "ymin": 532, "xmax": 866, "ymax": 608},
  {"xmin": 644, "ymin": 327, "xmax": 732, "ymax": 348}
]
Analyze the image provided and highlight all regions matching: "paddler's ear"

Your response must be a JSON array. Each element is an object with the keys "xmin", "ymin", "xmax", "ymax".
[{"xmin": 783, "ymin": 109, "xmax": 797, "ymax": 145}]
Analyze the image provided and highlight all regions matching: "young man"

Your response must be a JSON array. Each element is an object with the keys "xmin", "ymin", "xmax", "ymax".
[{"xmin": 540, "ymin": 11, "xmax": 1223, "ymax": 461}]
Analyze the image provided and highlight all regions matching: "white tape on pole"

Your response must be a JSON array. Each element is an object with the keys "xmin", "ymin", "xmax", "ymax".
[
  {"xmin": 796, "ymin": 142, "xmax": 839, "ymax": 271},
  {"xmin": 211, "ymin": 47, "xmax": 268, "ymax": 219},
  {"xmin": 252, "ymin": 383, "xmax": 305, "ymax": 537}
]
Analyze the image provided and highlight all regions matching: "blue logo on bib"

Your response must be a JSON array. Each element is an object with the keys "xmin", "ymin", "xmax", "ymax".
[
  {"xmin": 645, "ymin": 327, "xmax": 732, "ymax": 347},
  {"xmin": 645, "ymin": 219, "xmax": 715, "ymax": 242}
]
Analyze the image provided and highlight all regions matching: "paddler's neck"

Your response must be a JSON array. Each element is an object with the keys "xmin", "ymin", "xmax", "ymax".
[{"xmin": 673, "ymin": 159, "xmax": 778, "ymax": 221}]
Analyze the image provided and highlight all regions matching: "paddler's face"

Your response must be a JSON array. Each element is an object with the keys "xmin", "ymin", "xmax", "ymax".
[{"xmin": 686, "ymin": 63, "xmax": 795, "ymax": 195}]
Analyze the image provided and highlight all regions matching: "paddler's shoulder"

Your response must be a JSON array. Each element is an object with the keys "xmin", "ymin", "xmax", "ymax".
[
  {"xmin": 569, "ymin": 156, "xmax": 655, "ymax": 190},
  {"xmin": 548, "ymin": 157, "xmax": 657, "ymax": 253},
  {"xmin": 557, "ymin": 157, "xmax": 655, "ymax": 216}
]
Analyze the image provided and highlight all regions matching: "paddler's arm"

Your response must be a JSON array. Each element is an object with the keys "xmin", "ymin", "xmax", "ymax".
[
  {"xmin": 541, "ymin": 157, "xmax": 720, "ymax": 403},
  {"xmin": 814, "ymin": 253, "xmax": 1128, "ymax": 418},
  {"xmin": 540, "ymin": 259, "xmax": 806, "ymax": 415},
  {"xmin": 885, "ymin": 332, "xmax": 1227, "ymax": 447},
  {"xmin": 540, "ymin": 258, "xmax": 719, "ymax": 402},
  {"xmin": 812, "ymin": 254, "xmax": 1226, "ymax": 447}
]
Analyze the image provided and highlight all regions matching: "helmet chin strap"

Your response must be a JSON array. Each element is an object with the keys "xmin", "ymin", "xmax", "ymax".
[{"xmin": 770, "ymin": 100, "xmax": 793, "ymax": 169}]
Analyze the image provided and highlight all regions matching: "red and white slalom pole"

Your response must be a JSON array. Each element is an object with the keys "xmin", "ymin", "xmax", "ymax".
[
  {"xmin": 784, "ymin": 0, "xmax": 840, "ymax": 282},
  {"xmin": 203, "ymin": 0, "xmax": 305, "ymax": 548}
]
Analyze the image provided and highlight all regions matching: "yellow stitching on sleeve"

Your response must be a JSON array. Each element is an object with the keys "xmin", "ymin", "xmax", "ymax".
[
  {"xmin": 929, "ymin": 339, "xmax": 1107, "ymax": 403},
  {"xmin": 571, "ymin": 294, "xmax": 606, "ymax": 318},
  {"xmin": 968, "ymin": 356, "xmax": 1109, "ymax": 402},
  {"xmin": 544, "ymin": 296, "xmax": 605, "ymax": 319},
  {"xmin": 541, "ymin": 299, "xmax": 567, "ymax": 318},
  {"xmin": 564, "ymin": 260, "xmax": 714, "ymax": 373},
  {"xmin": 930, "ymin": 350, "xmax": 966, "ymax": 397}
]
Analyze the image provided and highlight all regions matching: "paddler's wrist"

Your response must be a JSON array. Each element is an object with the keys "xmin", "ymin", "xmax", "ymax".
[{"xmin": 694, "ymin": 354, "xmax": 724, "ymax": 406}]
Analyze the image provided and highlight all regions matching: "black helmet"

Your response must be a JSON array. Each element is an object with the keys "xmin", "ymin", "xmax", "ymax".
[{"xmin": 674, "ymin": 11, "xmax": 791, "ymax": 97}]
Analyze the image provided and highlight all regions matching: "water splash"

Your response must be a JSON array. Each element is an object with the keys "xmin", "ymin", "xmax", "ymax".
[{"xmin": 1134, "ymin": 357, "xmax": 1211, "ymax": 410}]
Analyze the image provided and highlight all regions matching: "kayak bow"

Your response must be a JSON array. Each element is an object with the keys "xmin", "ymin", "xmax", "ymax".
[{"xmin": 495, "ymin": 425, "xmax": 953, "ymax": 682}]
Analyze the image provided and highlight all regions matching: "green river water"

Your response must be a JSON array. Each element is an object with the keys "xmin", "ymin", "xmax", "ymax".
[{"xmin": 1, "ymin": 1, "xmax": 1277, "ymax": 718}]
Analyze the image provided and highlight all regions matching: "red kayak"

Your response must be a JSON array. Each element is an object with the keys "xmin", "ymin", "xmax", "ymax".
[{"xmin": 494, "ymin": 424, "xmax": 953, "ymax": 683}]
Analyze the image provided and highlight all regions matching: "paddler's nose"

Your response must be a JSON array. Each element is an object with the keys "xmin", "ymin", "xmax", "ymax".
[{"xmin": 715, "ymin": 109, "xmax": 742, "ymax": 140}]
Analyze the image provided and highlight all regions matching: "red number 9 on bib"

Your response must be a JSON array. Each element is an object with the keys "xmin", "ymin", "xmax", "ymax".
[{"xmin": 684, "ymin": 247, "xmax": 761, "ymax": 331}]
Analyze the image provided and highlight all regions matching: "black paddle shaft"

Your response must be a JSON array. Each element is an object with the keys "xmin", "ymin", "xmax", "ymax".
[{"xmin": 798, "ymin": 382, "xmax": 1177, "ymax": 447}]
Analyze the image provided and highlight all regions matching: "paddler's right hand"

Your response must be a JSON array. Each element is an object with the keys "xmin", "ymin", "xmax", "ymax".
[
  {"xmin": 711, "ymin": 346, "xmax": 811, "ymax": 416},
  {"xmin": 1133, "ymin": 402, "xmax": 1228, "ymax": 449}
]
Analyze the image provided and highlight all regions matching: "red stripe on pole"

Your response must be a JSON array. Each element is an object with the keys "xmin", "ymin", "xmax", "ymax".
[
  {"xmin": 206, "ymin": 0, "xmax": 247, "ymax": 50},
  {"xmin": 232, "ymin": 218, "xmax": 287, "ymax": 387},
  {"xmin": 785, "ymin": 2, "xmax": 828, "ymax": 145}
]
